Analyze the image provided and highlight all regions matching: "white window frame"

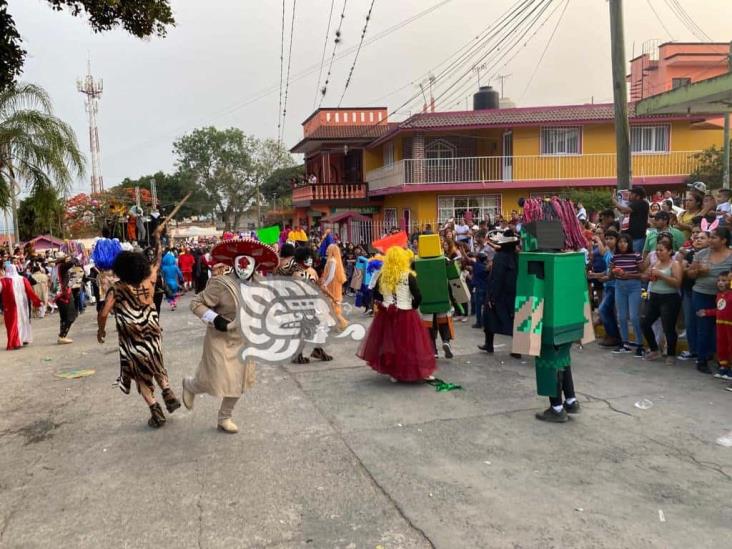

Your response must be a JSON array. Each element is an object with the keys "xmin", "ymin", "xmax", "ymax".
[
  {"xmin": 631, "ymin": 125, "xmax": 670, "ymax": 154},
  {"xmin": 425, "ymin": 139, "xmax": 457, "ymax": 168},
  {"xmin": 437, "ymin": 194, "xmax": 502, "ymax": 224},
  {"xmin": 540, "ymin": 126, "xmax": 582, "ymax": 156},
  {"xmin": 383, "ymin": 142, "xmax": 395, "ymax": 167}
]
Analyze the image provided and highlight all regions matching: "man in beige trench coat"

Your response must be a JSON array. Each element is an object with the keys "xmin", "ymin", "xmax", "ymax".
[{"xmin": 182, "ymin": 239, "xmax": 279, "ymax": 433}]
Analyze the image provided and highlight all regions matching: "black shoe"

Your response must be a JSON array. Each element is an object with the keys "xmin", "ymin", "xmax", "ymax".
[
  {"xmin": 696, "ymin": 360, "xmax": 712, "ymax": 374},
  {"xmin": 162, "ymin": 388, "xmax": 181, "ymax": 414},
  {"xmin": 478, "ymin": 344, "xmax": 494, "ymax": 353},
  {"xmin": 564, "ymin": 400, "xmax": 581, "ymax": 414},
  {"xmin": 442, "ymin": 342, "xmax": 454, "ymax": 359},
  {"xmin": 535, "ymin": 407, "xmax": 569, "ymax": 423},
  {"xmin": 510, "ymin": 353, "xmax": 522, "ymax": 359},
  {"xmin": 148, "ymin": 402, "xmax": 166, "ymax": 428}
]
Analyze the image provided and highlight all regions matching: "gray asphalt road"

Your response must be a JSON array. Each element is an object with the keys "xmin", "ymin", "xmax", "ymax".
[{"xmin": 1, "ymin": 294, "xmax": 730, "ymax": 548}]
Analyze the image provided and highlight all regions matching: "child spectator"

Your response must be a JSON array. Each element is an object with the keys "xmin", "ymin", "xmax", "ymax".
[
  {"xmin": 697, "ymin": 272, "xmax": 732, "ymax": 380},
  {"xmin": 610, "ymin": 233, "xmax": 644, "ymax": 357}
]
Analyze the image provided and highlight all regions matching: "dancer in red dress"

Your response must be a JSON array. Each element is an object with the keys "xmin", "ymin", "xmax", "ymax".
[
  {"xmin": 1, "ymin": 264, "xmax": 41, "ymax": 350},
  {"xmin": 357, "ymin": 246, "xmax": 437, "ymax": 382}
]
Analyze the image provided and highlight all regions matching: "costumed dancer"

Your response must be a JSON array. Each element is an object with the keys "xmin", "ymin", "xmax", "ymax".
[
  {"xmin": 480, "ymin": 229, "xmax": 521, "ymax": 358},
  {"xmin": 321, "ymin": 244, "xmax": 348, "ymax": 330},
  {"xmin": 357, "ymin": 247, "xmax": 436, "ymax": 382},
  {"xmin": 91, "ymin": 233, "xmax": 122, "ymax": 312},
  {"xmin": 0, "ymin": 263, "xmax": 41, "ymax": 350},
  {"xmin": 161, "ymin": 251, "xmax": 183, "ymax": 310},
  {"xmin": 275, "ymin": 243, "xmax": 297, "ymax": 276},
  {"xmin": 54, "ymin": 255, "xmax": 78, "ymax": 344},
  {"xmin": 291, "ymin": 246, "xmax": 334, "ymax": 363},
  {"xmin": 512, "ymin": 197, "xmax": 593, "ymax": 423},
  {"xmin": 31, "ymin": 265, "xmax": 50, "ymax": 319},
  {"xmin": 182, "ymin": 238, "xmax": 279, "ymax": 433},
  {"xmin": 97, "ymin": 227, "xmax": 181, "ymax": 428},
  {"xmin": 697, "ymin": 272, "xmax": 732, "ymax": 381}
]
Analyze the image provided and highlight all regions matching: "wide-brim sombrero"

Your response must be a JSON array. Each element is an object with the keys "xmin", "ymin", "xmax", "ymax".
[{"xmin": 211, "ymin": 238, "xmax": 279, "ymax": 273}]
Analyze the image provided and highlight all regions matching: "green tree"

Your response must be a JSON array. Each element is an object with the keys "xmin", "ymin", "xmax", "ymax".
[
  {"xmin": 687, "ymin": 144, "xmax": 732, "ymax": 190},
  {"xmin": 566, "ymin": 188, "xmax": 614, "ymax": 216},
  {"xmin": 0, "ymin": 0, "xmax": 175, "ymax": 89},
  {"xmin": 261, "ymin": 164, "xmax": 304, "ymax": 200},
  {"xmin": 173, "ymin": 127, "xmax": 294, "ymax": 230},
  {"xmin": 114, "ymin": 170, "xmax": 209, "ymax": 218},
  {"xmin": 18, "ymin": 185, "xmax": 65, "ymax": 240},
  {"xmin": 0, "ymin": 82, "xmax": 85, "ymax": 239}
]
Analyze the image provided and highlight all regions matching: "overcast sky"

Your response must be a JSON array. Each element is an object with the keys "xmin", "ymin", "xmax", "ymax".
[{"xmin": 7, "ymin": 0, "xmax": 732, "ymax": 198}]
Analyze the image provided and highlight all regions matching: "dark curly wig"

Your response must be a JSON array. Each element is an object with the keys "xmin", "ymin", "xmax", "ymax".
[
  {"xmin": 113, "ymin": 251, "xmax": 151, "ymax": 286},
  {"xmin": 294, "ymin": 246, "xmax": 312, "ymax": 263}
]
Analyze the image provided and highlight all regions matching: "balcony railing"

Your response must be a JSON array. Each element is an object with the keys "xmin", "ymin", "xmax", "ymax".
[
  {"xmin": 366, "ymin": 151, "xmax": 703, "ymax": 191},
  {"xmin": 291, "ymin": 183, "xmax": 368, "ymax": 203}
]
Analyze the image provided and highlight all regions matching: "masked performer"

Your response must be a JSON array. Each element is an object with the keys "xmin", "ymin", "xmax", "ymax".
[
  {"xmin": 91, "ymin": 233, "xmax": 122, "ymax": 312},
  {"xmin": 54, "ymin": 255, "xmax": 78, "ymax": 344},
  {"xmin": 320, "ymin": 244, "xmax": 349, "ymax": 330},
  {"xmin": 291, "ymin": 246, "xmax": 334, "ymax": 364},
  {"xmin": 97, "ymin": 230, "xmax": 181, "ymax": 429},
  {"xmin": 1, "ymin": 263, "xmax": 41, "ymax": 350},
  {"xmin": 182, "ymin": 238, "xmax": 278, "ymax": 433},
  {"xmin": 358, "ymin": 247, "xmax": 436, "ymax": 382}
]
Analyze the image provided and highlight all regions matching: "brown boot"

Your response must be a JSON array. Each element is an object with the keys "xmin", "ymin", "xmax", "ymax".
[
  {"xmin": 162, "ymin": 388, "xmax": 181, "ymax": 414},
  {"xmin": 148, "ymin": 402, "xmax": 166, "ymax": 428},
  {"xmin": 292, "ymin": 352, "xmax": 310, "ymax": 364}
]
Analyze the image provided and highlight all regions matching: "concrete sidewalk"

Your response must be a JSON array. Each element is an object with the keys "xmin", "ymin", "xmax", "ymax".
[{"xmin": 0, "ymin": 295, "xmax": 730, "ymax": 548}]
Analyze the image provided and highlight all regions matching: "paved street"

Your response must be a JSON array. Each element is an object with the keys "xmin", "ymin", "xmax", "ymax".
[{"xmin": 1, "ymin": 294, "xmax": 731, "ymax": 549}]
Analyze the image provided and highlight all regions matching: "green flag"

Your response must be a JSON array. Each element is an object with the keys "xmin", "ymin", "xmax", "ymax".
[{"xmin": 256, "ymin": 225, "xmax": 280, "ymax": 245}]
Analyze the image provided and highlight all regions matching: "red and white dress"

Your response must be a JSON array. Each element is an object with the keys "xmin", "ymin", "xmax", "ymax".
[
  {"xmin": 358, "ymin": 272, "xmax": 436, "ymax": 382},
  {"xmin": 1, "ymin": 266, "xmax": 41, "ymax": 350}
]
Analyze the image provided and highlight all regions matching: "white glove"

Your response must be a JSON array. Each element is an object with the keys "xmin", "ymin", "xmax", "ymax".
[{"xmin": 201, "ymin": 309, "xmax": 217, "ymax": 325}]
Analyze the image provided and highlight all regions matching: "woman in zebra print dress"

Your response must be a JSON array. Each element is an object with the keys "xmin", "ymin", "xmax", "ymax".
[{"xmin": 97, "ymin": 242, "xmax": 181, "ymax": 428}]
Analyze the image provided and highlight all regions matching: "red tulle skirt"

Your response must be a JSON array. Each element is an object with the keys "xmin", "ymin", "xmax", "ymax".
[{"xmin": 357, "ymin": 305, "xmax": 437, "ymax": 382}]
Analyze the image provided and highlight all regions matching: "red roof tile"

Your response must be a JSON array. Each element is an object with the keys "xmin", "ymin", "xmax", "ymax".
[{"xmin": 291, "ymin": 123, "xmax": 397, "ymax": 153}]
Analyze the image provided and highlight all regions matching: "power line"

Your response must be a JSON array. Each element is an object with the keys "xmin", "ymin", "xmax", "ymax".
[
  {"xmin": 669, "ymin": 0, "xmax": 711, "ymax": 40},
  {"xmin": 313, "ymin": 0, "xmax": 336, "ymax": 110},
  {"xmin": 520, "ymin": 0, "xmax": 569, "ymax": 100},
  {"xmin": 418, "ymin": 0, "xmax": 546, "ymax": 110},
  {"xmin": 645, "ymin": 0, "xmax": 674, "ymax": 41},
  {"xmin": 399, "ymin": 0, "xmax": 539, "ymax": 114},
  {"xmin": 319, "ymin": 0, "xmax": 349, "ymax": 107},
  {"xmin": 280, "ymin": 0, "xmax": 297, "ymax": 144},
  {"xmin": 277, "ymin": 0, "xmax": 286, "ymax": 142},
  {"xmin": 433, "ymin": 0, "xmax": 552, "ymax": 110},
  {"xmin": 663, "ymin": 0, "xmax": 711, "ymax": 41},
  {"xmin": 102, "ymin": 0, "xmax": 455, "ymax": 161},
  {"xmin": 338, "ymin": 0, "xmax": 377, "ymax": 107},
  {"xmin": 366, "ymin": 0, "xmax": 533, "ymax": 112}
]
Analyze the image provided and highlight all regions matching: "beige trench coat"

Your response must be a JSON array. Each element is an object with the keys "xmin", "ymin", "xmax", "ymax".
[{"xmin": 190, "ymin": 274, "xmax": 256, "ymax": 398}]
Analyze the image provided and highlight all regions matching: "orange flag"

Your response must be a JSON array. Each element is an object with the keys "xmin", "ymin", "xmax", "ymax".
[{"xmin": 372, "ymin": 231, "xmax": 408, "ymax": 253}]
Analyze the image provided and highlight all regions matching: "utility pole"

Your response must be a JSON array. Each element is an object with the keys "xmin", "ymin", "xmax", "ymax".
[
  {"xmin": 723, "ymin": 41, "xmax": 731, "ymax": 190},
  {"xmin": 77, "ymin": 59, "xmax": 104, "ymax": 194},
  {"xmin": 609, "ymin": 0, "xmax": 631, "ymax": 191},
  {"xmin": 150, "ymin": 178, "xmax": 158, "ymax": 211}
]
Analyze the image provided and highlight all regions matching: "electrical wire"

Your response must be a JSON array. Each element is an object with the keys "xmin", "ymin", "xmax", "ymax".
[
  {"xmin": 102, "ymin": 0, "xmax": 455, "ymax": 160},
  {"xmin": 394, "ymin": 0, "xmax": 539, "ymax": 116},
  {"xmin": 338, "ymin": 0, "xmax": 377, "ymax": 107},
  {"xmin": 364, "ymin": 0, "xmax": 533, "ymax": 111},
  {"xmin": 663, "ymin": 0, "xmax": 711, "ymax": 42},
  {"xmin": 519, "ymin": 0, "xmax": 570, "ymax": 100},
  {"xmin": 319, "ymin": 0, "xmax": 349, "ymax": 107},
  {"xmin": 645, "ymin": 0, "xmax": 674, "ymax": 41},
  {"xmin": 280, "ymin": 0, "xmax": 298, "ymax": 144},
  {"xmin": 433, "ymin": 0, "xmax": 553, "ymax": 110},
  {"xmin": 277, "ymin": 0, "xmax": 286, "ymax": 142},
  {"xmin": 313, "ymin": 0, "xmax": 336, "ymax": 110}
]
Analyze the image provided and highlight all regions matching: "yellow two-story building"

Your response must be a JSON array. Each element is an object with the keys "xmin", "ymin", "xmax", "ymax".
[
  {"xmin": 290, "ymin": 98, "xmax": 722, "ymax": 238},
  {"xmin": 363, "ymin": 99, "xmax": 722, "ymax": 229}
]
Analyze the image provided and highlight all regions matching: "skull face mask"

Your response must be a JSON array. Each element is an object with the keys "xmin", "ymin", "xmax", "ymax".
[{"xmin": 234, "ymin": 255, "xmax": 255, "ymax": 280}]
